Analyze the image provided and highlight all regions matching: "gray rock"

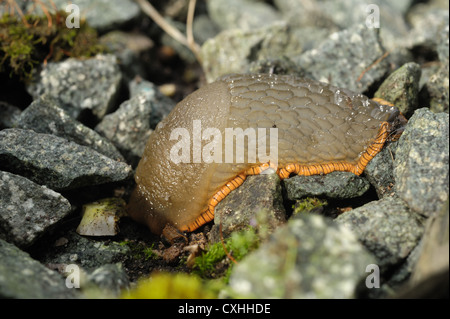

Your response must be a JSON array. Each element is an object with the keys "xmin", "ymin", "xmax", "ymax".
[
  {"xmin": 207, "ymin": 0, "xmax": 282, "ymax": 31},
  {"xmin": 128, "ymin": 77, "xmax": 176, "ymax": 128},
  {"xmin": 95, "ymin": 95, "xmax": 152, "ymax": 166},
  {"xmin": 336, "ymin": 196, "xmax": 424, "ymax": 269},
  {"xmin": 426, "ymin": 25, "xmax": 449, "ymax": 113},
  {"xmin": 284, "ymin": 171, "xmax": 371, "ymax": 200},
  {"xmin": 201, "ymin": 22, "xmax": 302, "ymax": 83},
  {"xmin": 427, "ymin": 60, "xmax": 449, "ymax": 114},
  {"xmin": 17, "ymin": 95, "xmax": 125, "ymax": 162},
  {"xmin": 274, "ymin": 0, "xmax": 410, "ymax": 51},
  {"xmin": 226, "ymin": 214, "xmax": 376, "ymax": 298},
  {"xmin": 248, "ymin": 56, "xmax": 306, "ymax": 77},
  {"xmin": 0, "ymin": 171, "xmax": 72, "ymax": 248},
  {"xmin": 27, "ymin": 54, "xmax": 122, "ymax": 120},
  {"xmin": 25, "ymin": 0, "xmax": 141, "ymax": 32},
  {"xmin": 0, "ymin": 101, "xmax": 21, "ymax": 129},
  {"xmin": 437, "ymin": 24, "xmax": 450, "ymax": 63},
  {"xmin": 192, "ymin": 14, "xmax": 221, "ymax": 45},
  {"xmin": 374, "ymin": 62, "xmax": 422, "ymax": 117},
  {"xmin": 406, "ymin": 3, "xmax": 449, "ymax": 50},
  {"xmin": 210, "ymin": 173, "xmax": 286, "ymax": 242},
  {"xmin": 394, "ymin": 108, "xmax": 449, "ymax": 217},
  {"xmin": 364, "ymin": 142, "xmax": 398, "ymax": 198},
  {"xmin": 292, "ymin": 23, "xmax": 390, "ymax": 92},
  {"xmin": 0, "ymin": 238, "xmax": 81, "ymax": 298},
  {"xmin": 85, "ymin": 263, "xmax": 130, "ymax": 298},
  {"xmin": 0, "ymin": 128, "xmax": 132, "ymax": 191},
  {"xmin": 99, "ymin": 31, "xmax": 154, "ymax": 80},
  {"xmin": 39, "ymin": 230, "xmax": 130, "ymax": 271},
  {"xmin": 95, "ymin": 79, "xmax": 175, "ymax": 165}
]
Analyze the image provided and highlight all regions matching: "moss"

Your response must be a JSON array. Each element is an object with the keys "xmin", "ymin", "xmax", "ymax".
[
  {"xmin": 119, "ymin": 240, "xmax": 159, "ymax": 261},
  {"xmin": 193, "ymin": 227, "xmax": 260, "ymax": 281},
  {"xmin": 0, "ymin": 10, "xmax": 106, "ymax": 81},
  {"xmin": 292, "ymin": 197, "xmax": 328, "ymax": 215},
  {"xmin": 121, "ymin": 272, "xmax": 218, "ymax": 299}
]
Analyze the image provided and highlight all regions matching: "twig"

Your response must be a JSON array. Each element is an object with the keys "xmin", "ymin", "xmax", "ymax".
[
  {"xmin": 33, "ymin": 0, "xmax": 53, "ymax": 27},
  {"xmin": 135, "ymin": 0, "xmax": 202, "ymax": 63},
  {"xmin": 5, "ymin": 0, "xmax": 31, "ymax": 27},
  {"xmin": 357, "ymin": 51, "xmax": 390, "ymax": 82},
  {"xmin": 186, "ymin": 0, "xmax": 196, "ymax": 52}
]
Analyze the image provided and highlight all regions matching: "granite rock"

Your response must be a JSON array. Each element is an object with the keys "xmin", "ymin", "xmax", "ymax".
[
  {"xmin": 0, "ymin": 171, "xmax": 72, "ymax": 248},
  {"xmin": 0, "ymin": 128, "xmax": 132, "ymax": 191}
]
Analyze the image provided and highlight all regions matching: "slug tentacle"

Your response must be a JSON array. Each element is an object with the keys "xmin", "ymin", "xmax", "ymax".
[{"xmin": 128, "ymin": 73, "xmax": 404, "ymax": 235}]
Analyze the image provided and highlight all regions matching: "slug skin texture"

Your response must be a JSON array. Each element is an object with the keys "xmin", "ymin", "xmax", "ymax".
[{"xmin": 127, "ymin": 73, "xmax": 401, "ymax": 234}]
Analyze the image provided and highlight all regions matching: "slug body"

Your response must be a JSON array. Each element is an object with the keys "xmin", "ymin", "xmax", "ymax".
[{"xmin": 128, "ymin": 73, "xmax": 401, "ymax": 234}]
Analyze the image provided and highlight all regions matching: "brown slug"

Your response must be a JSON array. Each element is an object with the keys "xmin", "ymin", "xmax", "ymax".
[{"xmin": 127, "ymin": 73, "xmax": 403, "ymax": 235}]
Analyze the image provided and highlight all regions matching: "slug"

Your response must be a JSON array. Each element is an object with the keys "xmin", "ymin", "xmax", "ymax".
[{"xmin": 127, "ymin": 73, "xmax": 403, "ymax": 235}]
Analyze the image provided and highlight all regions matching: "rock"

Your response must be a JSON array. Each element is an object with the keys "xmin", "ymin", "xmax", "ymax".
[
  {"xmin": 84, "ymin": 263, "xmax": 130, "ymax": 298},
  {"xmin": 210, "ymin": 173, "xmax": 286, "ymax": 242},
  {"xmin": 25, "ymin": 0, "xmax": 141, "ymax": 33},
  {"xmin": 248, "ymin": 56, "xmax": 305, "ymax": 77},
  {"xmin": 437, "ymin": 24, "xmax": 450, "ymax": 63},
  {"xmin": 95, "ymin": 78, "xmax": 176, "ymax": 165},
  {"xmin": 16, "ymin": 95, "xmax": 125, "ymax": 162},
  {"xmin": 201, "ymin": 22, "xmax": 301, "ymax": 83},
  {"xmin": 27, "ymin": 54, "xmax": 122, "ymax": 120},
  {"xmin": 394, "ymin": 108, "xmax": 449, "ymax": 217},
  {"xmin": 426, "ymin": 60, "xmax": 449, "ymax": 114},
  {"xmin": 274, "ymin": 0, "xmax": 410, "ymax": 51},
  {"xmin": 207, "ymin": 0, "xmax": 282, "ymax": 31},
  {"xmin": 283, "ymin": 171, "xmax": 371, "ymax": 200},
  {"xmin": 406, "ymin": 2, "xmax": 449, "ymax": 50},
  {"xmin": 426, "ymin": 24, "xmax": 449, "ymax": 113},
  {"xmin": 364, "ymin": 142, "xmax": 398, "ymax": 198},
  {"xmin": 336, "ymin": 196, "xmax": 424, "ymax": 270},
  {"xmin": 400, "ymin": 199, "xmax": 449, "ymax": 298},
  {"xmin": 76, "ymin": 198, "xmax": 127, "ymax": 237},
  {"xmin": 374, "ymin": 62, "xmax": 422, "ymax": 118},
  {"xmin": 0, "ymin": 128, "xmax": 132, "ymax": 191},
  {"xmin": 0, "ymin": 238, "xmax": 81, "ymax": 298},
  {"xmin": 192, "ymin": 14, "xmax": 221, "ymax": 45},
  {"xmin": 0, "ymin": 101, "xmax": 21, "ymax": 129},
  {"xmin": 226, "ymin": 214, "xmax": 376, "ymax": 298},
  {"xmin": 99, "ymin": 31, "xmax": 154, "ymax": 80},
  {"xmin": 0, "ymin": 171, "xmax": 72, "ymax": 248},
  {"xmin": 39, "ymin": 230, "xmax": 130, "ymax": 271},
  {"xmin": 292, "ymin": 24, "xmax": 390, "ymax": 92},
  {"xmin": 129, "ymin": 77, "xmax": 176, "ymax": 128}
]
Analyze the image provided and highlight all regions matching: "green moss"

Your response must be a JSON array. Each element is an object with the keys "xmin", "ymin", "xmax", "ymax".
[
  {"xmin": 119, "ymin": 240, "xmax": 159, "ymax": 261},
  {"xmin": 0, "ymin": 11, "xmax": 106, "ymax": 81},
  {"xmin": 292, "ymin": 197, "xmax": 328, "ymax": 215},
  {"xmin": 193, "ymin": 227, "xmax": 260, "ymax": 281}
]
